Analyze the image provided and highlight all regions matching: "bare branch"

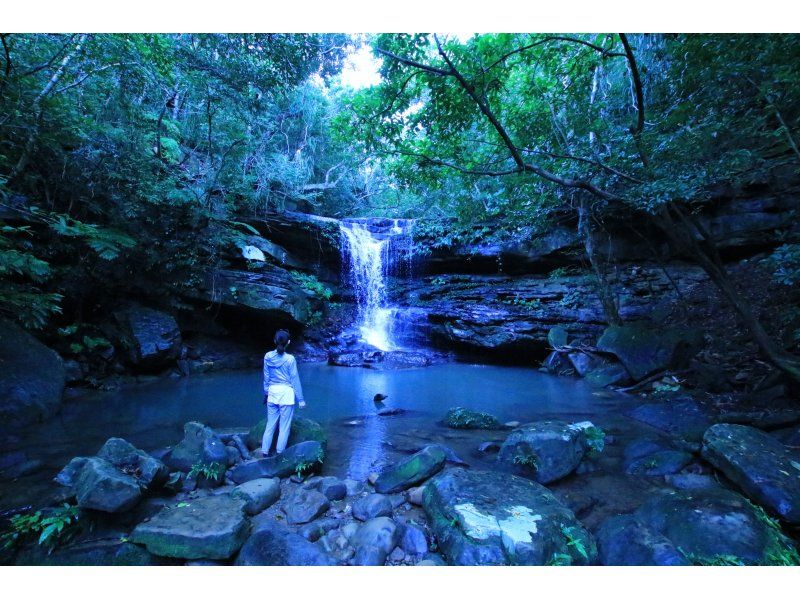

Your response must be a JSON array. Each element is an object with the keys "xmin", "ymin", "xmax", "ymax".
[{"xmin": 374, "ymin": 47, "xmax": 450, "ymax": 76}]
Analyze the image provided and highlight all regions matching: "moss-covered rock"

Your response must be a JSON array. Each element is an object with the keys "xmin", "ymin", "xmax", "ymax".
[
  {"xmin": 423, "ymin": 468, "xmax": 596, "ymax": 565},
  {"xmin": 443, "ymin": 407, "xmax": 503, "ymax": 430},
  {"xmin": 246, "ymin": 416, "xmax": 327, "ymax": 451},
  {"xmin": 632, "ymin": 488, "xmax": 799, "ymax": 565},
  {"xmin": 702, "ymin": 424, "xmax": 800, "ymax": 524},
  {"xmin": 15, "ymin": 538, "xmax": 170, "ymax": 566},
  {"xmin": 165, "ymin": 421, "xmax": 227, "ymax": 473},
  {"xmin": 374, "ymin": 445, "xmax": 447, "ymax": 494},
  {"xmin": 497, "ymin": 420, "xmax": 596, "ymax": 484}
]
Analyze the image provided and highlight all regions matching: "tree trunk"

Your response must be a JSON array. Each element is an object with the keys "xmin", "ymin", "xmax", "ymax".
[
  {"xmin": 8, "ymin": 33, "xmax": 88, "ymax": 182},
  {"xmin": 656, "ymin": 205, "xmax": 800, "ymax": 383},
  {"xmin": 578, "ymin": 197, "xmax": 623, "ymax": 326}
]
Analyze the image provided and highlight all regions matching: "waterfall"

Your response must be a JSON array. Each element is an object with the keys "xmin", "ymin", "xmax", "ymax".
[{"xmin": 340, "ymin": 218, "xmax": 413, "ymax": 352}]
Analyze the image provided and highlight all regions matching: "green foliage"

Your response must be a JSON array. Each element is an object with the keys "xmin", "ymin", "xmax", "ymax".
[
  {"xmin": 681, "ymin": 551, "xmax": 746, "ymax": 566},
  {"xmin": 766, "ymin": 244, "xmax": 800, "ymax": 287},
  {"xmin": 1, "ymin": 504, "xmax": 81, "ymax": 553},
  {"xmin": 188, "ymin": 461, "xmax": 225, "ymax": 482},
  {"xmin": 501, "ymin": 296, "xmax": 541, "ymax": 310},
  {"xmin": 560, "ymin": 524, "xmax": 589, "ymax": 561},
  {"xmin": 547, "ymin": 552, "xmax": 573, "ymax": 566},
  {"xmin": 291, "ymin": 271, "xmax": 332, "ymax": 300},
  {"xmin": 512, "ymin": 453, "xmax": 538, "ymax": 470},
  {"xmin": 584, "ymin": 426, "xmax": 606, "ymax": 454},
  {"xmin": 294, "ymin": 447, "xmax": 324, "ymax": 478}
]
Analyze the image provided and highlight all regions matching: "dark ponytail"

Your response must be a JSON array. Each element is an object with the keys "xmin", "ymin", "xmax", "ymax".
[{"xmin": 274, "ymin": 329, "xmax": 290, "ymax": 354}]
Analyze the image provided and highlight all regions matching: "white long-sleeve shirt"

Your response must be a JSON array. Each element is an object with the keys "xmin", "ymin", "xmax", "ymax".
[{"xmin": 262, "ymin": 350, "xmax": 304, "ymax": 405}]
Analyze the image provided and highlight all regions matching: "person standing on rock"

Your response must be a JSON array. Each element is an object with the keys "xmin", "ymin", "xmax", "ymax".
[{"xmin": 260, "ymin": 329, "xmax": 306, "ymax": 456}]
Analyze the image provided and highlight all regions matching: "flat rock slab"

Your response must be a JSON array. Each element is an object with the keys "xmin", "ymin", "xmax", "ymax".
[
  {"xmin": 596, "ymin": 514, "xmax": 688, "ymax": 566},
  {"xmin": 231, "ymin": 478, "xmax": 281, "ymax": 515},
  {"xmin": 631, "ymin": 487, "xmax": 798, "ymax": 565},
  {"xmin": 374, "ymin": 445, "xmax": 447, "ymax": 494},
  {"xmin": 282, "ymin": 489, "xmax": 330, "ymax": 524},
  {"xmin": 702, "ymin": 423, "xmax": 800, "ymax": 524},
  {"xmin": 627, "ymin": 399, "xmax": 712, "ymax": 443},
  {"xmin": 423, "ymin": 468, "xmax": 596, "ymax": 565},
  {"xmin": 236, "ymin": 521, "xmax": 335, "ymax": 566},
  {"xmin": 130, "ymin": 495, "xmax": 249, "ymax": 560}
]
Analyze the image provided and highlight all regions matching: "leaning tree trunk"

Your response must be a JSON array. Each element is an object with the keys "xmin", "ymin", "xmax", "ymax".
[
  {"xmin": 7, "ymin": 33, "xmax": 88, "ymax": 182},
  {"xmin": 578, "ymin": 197, "xmax": 623, "ymax": 326},
  {"xmin": 656, "ymin": 204, "xmax": 800, "ymax": 383}
]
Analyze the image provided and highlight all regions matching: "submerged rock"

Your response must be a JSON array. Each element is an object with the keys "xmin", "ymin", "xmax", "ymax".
[
  {"xmin": 0, "ymin": 318, "xmax": 65, "ymax": 428},
  {"xmin": 596, "ymin": 323, "xmax": 703, "ymax": 381},
  {"xmin": 236, "ymin": 521, "xmax": 336, "ymax": 566},
  {"xmin": 166, "ymin": 422, "xmax": 227, "ymax": 473},
  {"xmin": 443, "ymin": 407, "xmax": 503, "ymax": 430},
  {"xmin": 374, "ymin": 445, "xmax": 447, "ymax": 494},
  {"xmin": 701, "ymin": 424, "xmax": 800, "ymax": 524},
  {"xmin": 422, "ymin": 468, "xmax": 596, "ymax": 565},
  {"xmin": 130, "ymin": 495, "xmax": 249, "ymax": 560},
  {"xmin": 229, "ymin": 441, "xmax": 324, "ymax": 483},
  {"xmin": 497, "ymin": 420, "xmax": 596, "ymax": 484}
]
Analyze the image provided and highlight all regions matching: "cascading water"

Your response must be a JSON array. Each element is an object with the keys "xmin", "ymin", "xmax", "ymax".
[{"xmin": 339, "ymin": 218, "xmax": 414, "ymax": 352}]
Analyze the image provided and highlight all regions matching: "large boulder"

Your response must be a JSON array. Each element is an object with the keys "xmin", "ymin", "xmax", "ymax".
[
  {"xmin": 96, "ymin": 437, "xmax": 169, "ymax": 489},
  {"xmin": 596, "ymin": 514, "xmax": 689, "ymax": 566},
  {"xmin": 443, "ymin": 407, "xmax": 503, "ymax": 430},
  {"xmin": 114, "ymin": 304, "xmax": 181, "ymax": 370},
  {"xmin": 374, "ymin": 445, "xmax": 447, "ymax": 494},
  {"xmin": 166, "ymin": 422, "xmax": 227, "ymax": 473},
  {"xmin": 246, "ymin": 416, "xmax": 327, "ymax": 452},
  {"xmin": 701, "ymin": 424, "xmax": 800, "ymax": 524},
  {"xmin": 15, "ymin": 538, "xmax": 169, "ymax": 566},
  {"xmin": 235, "ymin": 521, "xmax": 336, "ymax": 566},
  {"xmin": 229, "ymin": 441, "xmax": 324, "ymax": 483},
  {"xmin": 631, "ymin": 488, "xmax": 798, "ymax": 565},
  {"xmin": 422, "ymin": 468, "xmax": 597, "ymax": 565},
  {"xmin": 0, "ymin": 318, "xmax": 65, "ymax": 428},
  {"xmin": 74, "ymin": 457, "xmax": 142, "ymax": 513},
  {"xmin": 597, "ymin": 323, "xmax": 703, "ymax": 381},
  {"xmin": 497, "ymin": 420, "xmax": 596, "ymax": 484},
  {"xmin": 130, "ymin": 495, "xmax": 250, "ymax": 560}
]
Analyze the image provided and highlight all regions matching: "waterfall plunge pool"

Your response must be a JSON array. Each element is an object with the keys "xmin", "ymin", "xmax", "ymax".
[{"xmin": 1, "ymin": 361, "xmax": 656, "ymax": 518}]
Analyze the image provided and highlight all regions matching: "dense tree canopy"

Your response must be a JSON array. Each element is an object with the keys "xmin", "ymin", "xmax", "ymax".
[{"xmin": 1, "ymin": 32, "xmax": 798, "ymax": 376}]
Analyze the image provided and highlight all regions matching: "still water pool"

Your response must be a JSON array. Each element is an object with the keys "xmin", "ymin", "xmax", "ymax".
[{"xmin": 1, "ymin": 362, "xmax": 648, "ymax": 513}]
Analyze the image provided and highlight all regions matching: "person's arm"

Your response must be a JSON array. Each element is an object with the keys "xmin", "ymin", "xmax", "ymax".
[
  {"xmin": 262, "ymin": 355, "xmax": 270, "ymax": 402},
  {"xmin": 289, "ymin": 357, "xmax": 305, "ymax": 407}
]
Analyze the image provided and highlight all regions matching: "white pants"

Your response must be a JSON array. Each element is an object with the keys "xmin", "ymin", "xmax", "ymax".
[{"xmin": 262, "ymin": 403, "xmax": 295, "ymax": 454}]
